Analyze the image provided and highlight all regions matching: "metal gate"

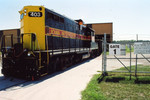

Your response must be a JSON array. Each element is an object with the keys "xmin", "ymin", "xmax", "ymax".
[{"xmin": 102, "ymin": 34, "xmax": 150, "ymax": 79}]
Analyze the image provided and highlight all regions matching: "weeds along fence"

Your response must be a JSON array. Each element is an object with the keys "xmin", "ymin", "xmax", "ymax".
[{"xmin": 102, "ymin": 34, "xmax": 150, "ymax": 79}]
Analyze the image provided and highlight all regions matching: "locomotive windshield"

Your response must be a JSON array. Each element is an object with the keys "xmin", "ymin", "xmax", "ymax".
[{"xmin": 20, "ymin": 13, "xmax": 24, "ymax": 20}]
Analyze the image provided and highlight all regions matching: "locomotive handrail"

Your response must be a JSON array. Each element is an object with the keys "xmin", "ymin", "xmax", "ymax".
[
  {"xmin": 33, "ymin": 48, "xmax": 90, "ymax": 53},
  {"xmin": 1, "ymin": 34, "xmax": 15, "ymax": 52}
]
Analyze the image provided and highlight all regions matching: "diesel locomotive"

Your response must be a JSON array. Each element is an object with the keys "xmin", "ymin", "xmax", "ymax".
[{"xmin": 1, "ymin": 6, "xmax": 99, "ymax": 80}]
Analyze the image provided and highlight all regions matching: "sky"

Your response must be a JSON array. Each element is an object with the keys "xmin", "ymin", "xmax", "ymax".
[{"xmin": 0, "ymin": 0, "xmax": 150, "ymax": 41}]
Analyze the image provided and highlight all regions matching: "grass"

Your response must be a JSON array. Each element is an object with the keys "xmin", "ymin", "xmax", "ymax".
[
  {"xmin": 115, "ymin": 65, "xmax": 150, "ymax": 73},
  {"xmin": 81, "ymin": 75, "xmax": 107, "ymax": 100},
  {"xmin": 126, "ymin": 46, "xmax": 134, "ymax": 53},
  {"xmin": 81, "ymin": 65, "xmax": 150, "ymax": 100},
  {"xmin": 102, "ymin": 52, "xmax": 109, "ymax": 55}
]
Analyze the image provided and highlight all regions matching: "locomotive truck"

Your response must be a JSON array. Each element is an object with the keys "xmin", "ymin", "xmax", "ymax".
[{"xmin": 1, "ymin": 6, "xmax": 99, "ymax": 80}]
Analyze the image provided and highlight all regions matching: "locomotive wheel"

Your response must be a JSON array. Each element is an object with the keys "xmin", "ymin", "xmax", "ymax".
[
  {"xmin": 67, "ymin": 55, "xmax": 74, "ymax": 67},
  {"xmin": 60, "ymin": 57, "xmax": 67, "ymax": 71},
  {"xmin": 90, "ymin": 51, "xmax": 95, "ymax": 58},
  {"xmin": 2, "ymin": 59, "xmax": 13, "ymax": 77},
  {"xmin": 52, "ymin": 58, "xmax": 60, "ymax": 72},
  {"xmin": 75, "ymin": 56, "xmax": 79, "ymax": 63},
  {"xmin": 72, "ymin": 55, "xmax": 77, "ymax": 64},
  {"xmin": 32, "ymin": 70, "xmax": 41, "ymax": 80},
  {"xmin": 65, "ymin": 56, "xmax": 71, "ymax": 67},
  {"xmin": 75, "ymin": 54, "xmax": 82, "ymax": 63}
]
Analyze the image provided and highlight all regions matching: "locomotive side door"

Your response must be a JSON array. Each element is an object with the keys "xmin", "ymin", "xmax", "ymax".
[{"xmin": 21, "ymin": 33, "xmax": 36, "ymax": 51}]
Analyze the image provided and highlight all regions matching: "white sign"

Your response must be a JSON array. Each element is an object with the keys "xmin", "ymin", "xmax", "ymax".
[
  {"xmin": 134, "ymin": 42, "xmax": 150, "ymax": 54},
  {"xmin": 120, "ymin": 45, "xmax": 126, "ymax": 55},
  {"xmin": 109, "ymin": 44, "xmax": 126, "ymax": 55}
]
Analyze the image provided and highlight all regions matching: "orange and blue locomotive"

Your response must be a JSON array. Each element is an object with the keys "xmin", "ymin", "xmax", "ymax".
[{"xmin": 1, "ymin": 6, "xmax": 98, "ymax": 80}]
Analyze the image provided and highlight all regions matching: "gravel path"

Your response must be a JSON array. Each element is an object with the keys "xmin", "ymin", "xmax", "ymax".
[{"xmin": 0, "ymin": 53, "xmax": 150, "ymax": 100}]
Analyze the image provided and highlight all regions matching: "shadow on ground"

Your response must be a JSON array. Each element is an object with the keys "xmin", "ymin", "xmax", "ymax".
[
  {"xmin": 97, "ymin": 74, "xmax": 150, "ymax": 84},
  {"xmin": 0, "ymin": 58, "xmax": 93, "ymax": 91},
  {"xmin": 105, "ymin": 77, "xmax": 125, "ymax": 83},
  {"xmin": 97, "ymin": 75, "xmax": 125, "ymax": 83},
  {"xmin": 135, "ymin": 79, "xmax": 150, "ymax": 84}
]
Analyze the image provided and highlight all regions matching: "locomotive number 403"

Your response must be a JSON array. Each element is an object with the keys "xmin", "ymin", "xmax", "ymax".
[{"xmin": 28, "ymin": 12, "xmax": 42, "ymax": 17}]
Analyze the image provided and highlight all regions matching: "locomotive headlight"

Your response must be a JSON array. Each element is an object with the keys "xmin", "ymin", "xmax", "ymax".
[
  {"xmin": 24, "ymin": 9, "xmax": 27, "ymax": 12},
  {"xmin": 24, "ymin": 9, "xmax": 27, "ymax": 16},
  {"xmin": 27, "ymin": 53, "xmax": 31, "ymax": 56}
]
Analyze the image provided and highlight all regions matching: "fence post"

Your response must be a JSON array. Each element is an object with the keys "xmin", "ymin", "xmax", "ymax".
[
  {"xmin": 135, "ymin": 34, "xmax": 138, "ymax": 79},
  {"xmin": 129, "ymin": 43, "xmax": 132, "ymax": 80},
  {"xmin": 102, "ymin": 37, "xmax": 104, "ymax": 73},
  {"xmin": 103, "ymin": 33, "xmax": 107, "ymax": 75}
]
